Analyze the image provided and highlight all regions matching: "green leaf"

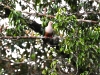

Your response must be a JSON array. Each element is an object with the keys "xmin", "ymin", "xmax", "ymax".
[
  {"xmin": 50, "ymin": 60, "xmax": 57, "ymax": 68},
  {"xmin": 42, "ymin": 70, "xmax": 47, "ymax": 75},
  {"xmin": 30, "ymin": 54, "xmax": 36, "ymax": 60},
  {"xmin": 89, "ymin": 59, "xmax": 93, "ymax": 64},
  {"xmin": 0, "ymin": 0, "xmax": 2, "ymax": 2}
]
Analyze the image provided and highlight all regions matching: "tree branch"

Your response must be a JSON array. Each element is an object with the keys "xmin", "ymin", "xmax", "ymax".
[
  {"xmin": 73, "ymin": 11, "xmax": 100, "ymax": 16},
  {"xmin": 0, "ymin": 36, "xmax": 49, "ymax": 39},
  {"xmin": 77, "ymin": 19, "xmax": 98, "ymax": 23},
  {"xmin": 37, "ymin": 14, "xmax": 99, "ymax": 23},
  {"xmin": 0, "ymin": 36, "xmax": 60, "ymax": 46}
]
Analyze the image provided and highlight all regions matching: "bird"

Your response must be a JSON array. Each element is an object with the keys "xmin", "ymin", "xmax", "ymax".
[
  {"xmin": 43, "ymin": 21, "xmax": 59, "ymax": 50},
  {"xmin": 44, "ymin": 21, "xmax": 54, "ymax": 38},
  {"xmin": 42, "ymin": 21, "xmax": 54, "ymax": 45}
]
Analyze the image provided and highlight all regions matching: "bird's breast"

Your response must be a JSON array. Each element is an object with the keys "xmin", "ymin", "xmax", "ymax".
[{"xmin": 45, "ymin": 26, "xmax": 53, "ymax": 33}]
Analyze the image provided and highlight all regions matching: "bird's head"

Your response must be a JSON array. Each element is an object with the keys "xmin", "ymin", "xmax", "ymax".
[{"xmin": 48, "ymin": 21, "xmax": 53, "ymax": 26}]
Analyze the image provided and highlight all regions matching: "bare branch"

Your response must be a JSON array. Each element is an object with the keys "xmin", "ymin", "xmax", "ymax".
[
  {"xmin": 0, "ymin": 36, "xmax": 60, "ymax": 40},
  {"xmin": 73, "ymin": 11, "xmax": 100, "ymax": 16},
  {"xmin": 77, "ymin": 19, "xmax": 98, "ymax": 23},
  {"xmin": 0, "ymin": 36, "xmax": 47, "ymax": 39}
]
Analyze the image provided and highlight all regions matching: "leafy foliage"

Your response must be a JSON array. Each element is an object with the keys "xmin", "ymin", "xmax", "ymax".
[{"xmin": 0, "ymin": 0, "xmax": 100, "ymax": 75}]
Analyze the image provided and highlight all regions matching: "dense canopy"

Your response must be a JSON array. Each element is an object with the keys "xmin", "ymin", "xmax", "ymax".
[{"xmin": 0, "ymin": 0, "xmax": 100, "ymax": 75}]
